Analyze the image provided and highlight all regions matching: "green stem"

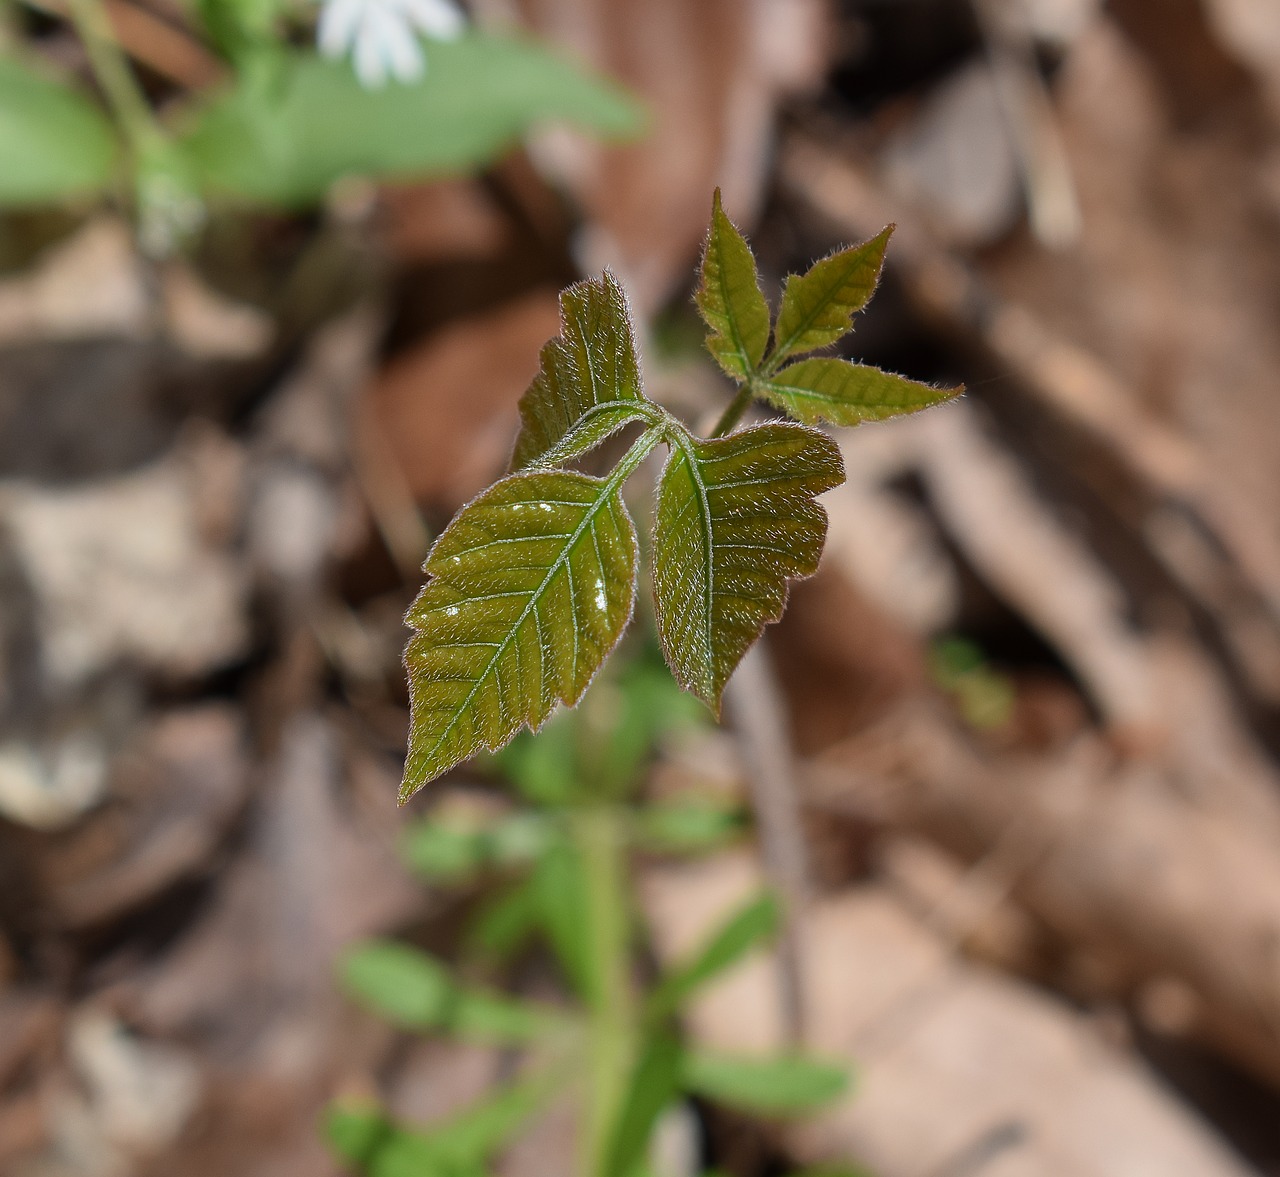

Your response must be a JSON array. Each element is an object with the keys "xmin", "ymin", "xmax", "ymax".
[
  {"xmin": 710, "ymin": 382, "xmax": 756, "ymax": 438},
  {"xmin": 572, "ymin": 802, "xmax": 633, "ymax": 1177},
  {"xmin": 64, "ymin": 0, "xmax": 162, "ymax": 155}
]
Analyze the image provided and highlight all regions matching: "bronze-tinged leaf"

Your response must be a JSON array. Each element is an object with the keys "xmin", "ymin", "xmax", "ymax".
[
  {"xmin": 769, "ymin": 225, "xmax": 893, "ymax": 366},
  {"xmin": 760, "ymin": 357, "xmax": 961, "ymax": 426},
  {"xmin": 695, "ymin": 188, "xmax": 771, "ymax": 381},
  {"xmin": 511, "ymin": 271, "xmax": 653, "ymax": 471},
  {"xmin": 402, "ymin": 470, "xmax": 639, "ymax": 799},
  {"xmin": 651, "ymin": 422, "xmax": 844, "ymax": 713}
]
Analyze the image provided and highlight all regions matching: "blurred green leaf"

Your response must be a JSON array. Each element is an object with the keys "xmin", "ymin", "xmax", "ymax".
[
  {"xmin": 603, "ymin": 1034, "xmax": 683, "ymax": 1177},
  {"xmin": 533, "ymin": 839, "xmax": 593, "ymax": 998},
  {"xmin": 325, "ymin": 1071, "xmax": 551, "ymax": 1176},
  {"xmin": 681, "ymin": 1051, "xmax": 849, "ymax": 1114},
  {"xmin": 466, "ymin": 878, "xmax": 541, "ymax": 961},
  {"xmin": 326, "ymin": 1101, "xmax": 389, "ymax": 1167},
  {"xmin": 652, "ymin": 423, "xmax": 844, "ymax": 714},
  {"xmin": 0, "ymin": 59, "xmax": 117, "ymax": 205},
  {"xmin": 178, "ymin": 34, "xmax": 643, "ymax": 206},
  {"xmin": 342, "ymin": 940, "xmax": 453, "ymax": 1030},
  {"xmin": 401, "ymin": 821, "xmax": 488, "ymax": 882},
  {"xmin": 342, "ymin": 939, "xmax": 556, "ymax": 1043},
  {"xmin": 929, "ymin": 637, "xmax": 1015, "ymax": 730},
  {"xmin": 401, "ymin": 812, "xmax": 551, "ymax": 884},
  {"xmin": 450, "ymin": 989, "xmax": 553, "ymax": 1044},
  {"xmin": 770, "ymin": 227, "xmax": 892, "ymax": 366},
  {"xmin": 495, "ymin": 715, "xmax": 579, "ymax": 805},
  {"xmin": 759, "ymin": 358, "xmax": 959, "ymax": 427},
  {"xmin": 646, "ymin": 893, "xmax": 777, "ymax": 1023},
  {"xmin": 633, "ymin": 798, "xmax": 740, "ymax": 854},
  {"xmin": 695, "ymin": 188, "xmax": 771, "ymax": 381}
]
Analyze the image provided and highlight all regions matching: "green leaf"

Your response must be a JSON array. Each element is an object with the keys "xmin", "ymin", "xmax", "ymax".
[
  {"xmin": 0, "ymin": 59, "xmax": 117, "ymax": 205},
  {"xmin": 646, "ymin": 893, "xmax": 778, "ymax": 1023},
  {"xmin": 770, "ymin": 226, "xmax": 893, "ymax": 365},
  {"xmin": 532, "ymin": 838, "xmax": 593, "ymax": 998},
  {"xmin": 401, "ymin": 812, "xmax": 551, "ymax": 883},
  {"xmin": 511, "ymin": 272, "xmax": 659, "ymax": 472},
  {"xmin": 450, "ymin": 989, "xmax": 551, "ymax": 1044},
  {"xmin": 466, "ymin": 878, "xmax": 541, "ymax": 962},
  {"xmin": 400, "ymin": 820, "xmax": 487, "ymax": 882},
  {"xmin": 759, "ymin": 357, "xmax": 960, "ymax": 427},
  {"xmin": 681, "ymin": 1052, "xmax": 849, "ymax": 1114},
  {"xmin": 651, "ymin": 423, "xmax": 844, "ymax": 712},
  {"xmin": 325, "ymin": 1071, "xmax": 553, "ymax": 1176},
  {"xmin": 341, "ymin": 940, "xmax": 453, "ymax": 1030},
  {"xmin": 341, "ymin": 939, "xmax": 555, "ymax": 1043},
  {"xmin": 603, "ymin": 1034, "xmax": 684, "ymax": 1177},
  {"xmin": 178, "ymin": 35, "xmax": 644, "ymax": 206},
  {"xmin": 325, "ymin": 1101, "xmax": 389, "ymax": 1168},
  {"xmin": 695, "ymin": 188, "xmax": 771, "ymax": 380},
  {"xmin": 633, "ymin": 798, "xmax": 741, "ymax": 854},
  {"xmin": 401, "ymin": 464, "xmax": 643, "ymax": 800}
]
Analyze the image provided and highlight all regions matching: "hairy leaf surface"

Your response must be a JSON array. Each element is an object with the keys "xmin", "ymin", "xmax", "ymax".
[
  {"xmin": 771, "ymin": 226, "xmax": 892, "ymax": 364},
  {"xmin": 652, "ymin": 423, "xmax": 844, "ymax": 712},
  {"xmin": 511, "ymin": 272, "xmax": 656, "ymax": 470},
  {"xmin": 696, "ymin": 188, "xmax": 771, "ymax": 380},
  {"xmin": 761, "ymin": 357, "xmax": 959, "ymax": 426},
  {"xmin": 402, "ymin": 470, "xmax": 638, "ymax": 799}
]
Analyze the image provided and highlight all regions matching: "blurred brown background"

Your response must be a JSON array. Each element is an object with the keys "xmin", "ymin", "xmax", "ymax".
[{"xmin": 3, "ymin": 0, "xmax": 1280, "ymax": 1174}]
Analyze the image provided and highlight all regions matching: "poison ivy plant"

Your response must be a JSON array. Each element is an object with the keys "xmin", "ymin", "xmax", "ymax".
[{"xmin": 401, "ymin": 190, "xmax": 961, "ymax": 801}]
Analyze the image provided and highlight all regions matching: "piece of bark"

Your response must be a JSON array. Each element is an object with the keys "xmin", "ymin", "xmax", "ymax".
[{"xmin": 643, "ymin": 851, "xmax": 1260, "ymax": 1177}]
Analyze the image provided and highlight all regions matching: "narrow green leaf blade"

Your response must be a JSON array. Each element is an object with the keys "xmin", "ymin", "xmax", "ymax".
[
  {"xmin": 603, "ymin": 1034, "xmax": 684, "ymax": 1177},
  {"xmin": 0, "ymin": 60, "xmax": 118, "ymax": 205},
  {"xmin": 511, "ymin": 272, "xmax": 655, "ymax": 471},
  {"xmin": 179, "ymin": 35, "xmax": 643, "ymax": 206},
  {"xmin": 651, "ymin": 424, "xmax": 844, "ymax": 712},
  {"xmin": 761, "ymin": 357, "xmax": 961, "ymax": 426},
  {"xmin": 771, "ymin": 226, "xmax": 893, "ymax": 364},
  {"xmin": 647, "ymin": 893, "xmax": 778, "ymax": 1023},
  {"xmin": 340, "ymin": 940, "xmax": 453, "ymax": 1030},
  {"xmin": 402, "ymin": 469, "xmax": 639, "ymax": 799},
  {"xmin": 681, "ymin": 1052, "xmax": 849, "ymax": 1114},
  {"xmin": 695, "ymin": 188, "xmax": 771, "ymax": 381}
]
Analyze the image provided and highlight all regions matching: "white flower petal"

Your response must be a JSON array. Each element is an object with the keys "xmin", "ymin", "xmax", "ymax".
[
  {"xmin": 399, "ymin": 0, "xmax": 464, "ymax": 41},
  {"xmin": 317, "ymin": 0, "xmax": 365, "ymax": 57},
  {"xmin": 374, "ymin": 5, "xmax": 426, "ymax": 82},
  {"xmin": 352, "ymin": 17, "xmax": 392, "ymax": 87}
]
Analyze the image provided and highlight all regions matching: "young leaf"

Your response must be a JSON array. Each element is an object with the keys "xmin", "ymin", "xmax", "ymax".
[
  {"xmin": 646, "ymin": 893, "xmax": 778, "ymax": 1023},
  {"xmin": 770, "ymin": 226, "xmax": 893, "ymax": 366},
  {"xmin": 759, "ymin": 357, "xmax": 960, "ymax": 426},
  {"xmin": 0, "ymin": 60, "xmax": 118, "ymax": 205},
  {"xmin": 651, "ymin": 423, "xmax": 844, "ymax": 712},
  {"xmin": 402, "ymin": 466, "xmax": 642, "ymax": 800},
  {"xmin": 178, "ymin": 35, "xmax": 643, "ymax": 206},
  {"xmin": 511, "ymin": 272, "xmax": 658, "ymax": 471},
  {"xmin": 633, "ymin": 797, "xmax": 741, "ymax": 854},
  {"xmin": 695, "ymin": 189, "xmax": 771, "ymax": 380},
  {"xmin": 681, "ymin": 1051, "xmax": 849, "ymax": 1114}
]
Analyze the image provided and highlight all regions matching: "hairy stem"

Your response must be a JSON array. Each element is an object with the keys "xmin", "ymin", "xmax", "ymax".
[
  {"xmin": 65, "ymin": 0, "xmax": 161, "ymax": 154},
  {"xmin": 710, "ymin": 382, "xmax": 755, "ymax": 438},
  {"xmin": 573, "ymin": 802, "xmax": 633, "ymax": 1177}
]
